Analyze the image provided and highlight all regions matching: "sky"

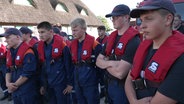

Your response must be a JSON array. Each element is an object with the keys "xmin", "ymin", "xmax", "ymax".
[{"xmin": 81, "ymin": 0, "xmax": 143, "ymax": 17}]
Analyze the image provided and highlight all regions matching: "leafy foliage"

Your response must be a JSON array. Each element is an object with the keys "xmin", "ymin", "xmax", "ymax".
[{"xmin": 97, "ymin": 16, "xmax": 112, "ymax": 32}]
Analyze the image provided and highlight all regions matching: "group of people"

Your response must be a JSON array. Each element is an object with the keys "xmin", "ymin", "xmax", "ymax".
[{"xmin": 0, "ymin": 0, "xmax": 184, "ymax": 104}]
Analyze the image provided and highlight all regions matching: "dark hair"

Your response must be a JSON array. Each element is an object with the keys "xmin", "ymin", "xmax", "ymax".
[
  {"xmin": 37, "ymin": 21, "xmax": 52, "ymax": 30},
  {"xmin": 97, "ymin": 26, "xmax": 106, "ymax": 30}
]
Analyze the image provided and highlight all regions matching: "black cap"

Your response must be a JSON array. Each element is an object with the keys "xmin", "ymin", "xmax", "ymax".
[
  {"xmin": 130, "ymin": 0, "xmax": 176, "ymax": 18},
  {"xmin": 0, "ymin": 28, "xmax": 22, "ymax": 37},
  {"xmin": 105, "ymin": 4, "xmax": 130, "ymax": 18}
]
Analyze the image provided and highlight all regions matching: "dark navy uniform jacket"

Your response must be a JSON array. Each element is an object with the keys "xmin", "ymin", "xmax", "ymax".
[
  {"xmin": 74, "ymin": 41, "xmax": 102, "ymax": 86},
  {"xmin": 41, "ymin": 39, "xmax": 73, "ymax": 88}
]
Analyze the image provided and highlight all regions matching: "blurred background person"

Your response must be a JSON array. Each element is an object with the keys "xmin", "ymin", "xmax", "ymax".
[
  {"xmin": 96, "ymin": 25, "xmax": 108, "ymax": 47},
  {"xmin": 173, "ymin": 14, "xmax": 184, "ymax": 34}
]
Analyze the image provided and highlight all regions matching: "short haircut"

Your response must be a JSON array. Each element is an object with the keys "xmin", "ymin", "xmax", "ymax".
[
  {"xmin": 158, "ymin": 9, "xmax": 172, "ymax": 17},
  {"xmin": 70, "ymin": 18, "xmax": 87, "ymax": 29},
  {"xmin": 37, "ymin": 21, "xmax": 52, "ymax": 30},
  {"xmin": 97, "ymin": 26, "xmax": 106, "ymax": 31},
  {"xmin": 158, "ymin": 9, "xmax": 174, "ymax": 25}
]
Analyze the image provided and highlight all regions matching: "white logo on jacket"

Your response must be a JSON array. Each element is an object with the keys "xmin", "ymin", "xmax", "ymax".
[
  {"xmin": 148, "ymin": 61, "xmax": 159, "ymax": 73},
  {"xmin": 117, "ymin": 43, "xmax": 123, "ymax": 49},
  {"xmin": 16, "ymin": 56, "xmax": 20, "ymax": 60},
  {"xmin": 83, "ymin": 50, "xmax": 87, "ymax": 55},
  {"xmin": 54, "ymin": 48, "xmax": 59, "ymax": 53}
]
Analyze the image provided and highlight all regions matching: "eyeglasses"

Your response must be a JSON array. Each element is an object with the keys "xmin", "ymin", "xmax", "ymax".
[{"xmin": 110, "ymin": 15, "xmax": 124, "ymax": 21}]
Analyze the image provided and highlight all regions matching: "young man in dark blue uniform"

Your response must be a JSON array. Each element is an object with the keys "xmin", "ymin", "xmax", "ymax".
[
  {"xmin": 19, "ymin": 26, "xmax": 45, "ymax": 103},
  {"xmin": 1, "ymin": 28, "xmax": 38, "ymax": 104},
  {"xmin": 70, "ymin": 18, "xmax": 102, "ymax": 104},
  {"xmin": 96, "ymin": 25, "xmax": 109, "ymax": 103},
  {"xmin": 96, "ymin": 4, "xmax": 140, "ymax": 104},
  {"xmin": 37, "ymin": 21, "xmax": 73, "ymax": 104},
  {"xmin": 125, "ymin": 0, "xmax": 184, "ymax": 104}
]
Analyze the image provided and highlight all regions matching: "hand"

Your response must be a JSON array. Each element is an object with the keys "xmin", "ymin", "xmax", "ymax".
[
  {"xmin": 6, "ymin": 83, "xmax": 18, "ymax": 93},
  {"xmin": 63, "ymin": 85, "xmax": 73, "ymax": 95},
  {"xmin": 40, "ymin": 86, "xmax": 45, "ymax": 95},
  {"xmin": 136, "ymin": 97, "xmax": 152, "ymax": 104},
  {"xmin": 104, "ymin": 57, "xmax": 109, "ymax": 61}
]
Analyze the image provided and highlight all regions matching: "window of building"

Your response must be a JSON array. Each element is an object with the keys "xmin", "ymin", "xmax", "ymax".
[
  {"xmin": 12, "ymin": 0, "xmax": 37, "ymax": 8},
  {"xmin": 55, "ymin": 3, "xmax": 68, "ymax": 12},
  {"xmin": 75, "ymin": 4, "xmax": 88, "ymax": 16}
]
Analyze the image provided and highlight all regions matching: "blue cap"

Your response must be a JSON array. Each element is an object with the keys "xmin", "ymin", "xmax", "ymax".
[
  {"xmin": 19, "ymin": 26, "xmax": 33, "ymax": 34},
  {"xmin": 105, "ymin": 4, "xmax": 130, "ymax": 18},
  {"xmin": 53, "ymin": 27, "xmax": 61, "ymax": 35},
  {"xmin": 0, "ymin": 28, "xmax": 22, "ymax": 37},
  {"xmin": 130, "ymin": 0, "xmax": 176, "ymax": 18}
]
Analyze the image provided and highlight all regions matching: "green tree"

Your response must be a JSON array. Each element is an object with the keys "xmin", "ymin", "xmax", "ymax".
[{"xmin": 97, "ymin": 16, "xmax": 112, "ymax": 32}]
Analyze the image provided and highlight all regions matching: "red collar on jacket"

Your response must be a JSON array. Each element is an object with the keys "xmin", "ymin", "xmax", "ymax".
[
  {"xmin": 6, "ymin": 42, "xmax": 31, "ymax": 67},
  {"xmin": 37, "ymin": 34, "xmax": 66, "ymax": 63},
  {"xmin": 29, "ymin": 37, "xmax": 38, "ymax": 47},
  {"xmin": 131, "ymin": 31, "xmax": 184, "ymax": 82},
  {"xmin": 70, "ymin": 34, "xmax": 98, "ymax": 63},
  {"xmin": 0, "ymin": 44, "xmax": 6, "ymax": 58},
  {"xmin": 105, "ymin": 27, "xmax": 138, "ymax": 56},
  {"xmin": 96, "ymin": 35, "xmax": 108, "ymax": 45}
]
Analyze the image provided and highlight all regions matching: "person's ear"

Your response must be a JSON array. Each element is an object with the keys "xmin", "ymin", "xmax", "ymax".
[{"xmin": 165, "ymin": 14, "xmax": 173, "ymax": 26}]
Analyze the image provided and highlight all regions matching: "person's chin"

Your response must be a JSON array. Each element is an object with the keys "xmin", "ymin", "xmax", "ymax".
[{"xmin": 74, "ymin": 36, "xmax": 79, "ymax": 39}]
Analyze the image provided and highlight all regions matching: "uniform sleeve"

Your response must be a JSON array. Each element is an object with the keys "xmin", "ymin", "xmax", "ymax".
[
  {"xmin": 158, "ymin": 54, "xmax": 184, "ymax": 103},
  {"xmin": 22, "ymin": 52, "xmax": 37, "ymax": 78},
  {"xmin": 121, "ymin": 35, "xmax": 140, "ymax": 64},
  {"xmin": 40, "ymin": 61, "xmax": 50, "ymax": 87},
  {"xmin": 63, "ymin": 46, "xmax": 74, "ymax": 86},
  {"xmin": 6, "ymin": 67, "xmax": 11, "ymax": 73},
  {"xmin": 94, "ymin": 44, "xmax": 102, "ymax": 61}
]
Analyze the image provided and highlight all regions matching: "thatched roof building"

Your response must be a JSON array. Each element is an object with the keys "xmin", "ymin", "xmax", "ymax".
[{"xmin": 0, "ymin": 0, "xmax": 103, "ymax": 26}]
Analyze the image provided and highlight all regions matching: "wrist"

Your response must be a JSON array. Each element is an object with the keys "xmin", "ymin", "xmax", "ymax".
[
  {"xmin": 130, "ymin": 98, "xmax": 137, "ymax": 104},
  {"xmin": 14, "ymin": 82, "xmax": 20, "ymax": 87},
  {"xmin": 6, "ymin": 82, "xmax": 11, "ymax": 87}
]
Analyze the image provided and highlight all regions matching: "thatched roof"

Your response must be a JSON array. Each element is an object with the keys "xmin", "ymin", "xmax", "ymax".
[{"xmin": 0, "ymin": 0, "xmax": 103, "ymax": 26}]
